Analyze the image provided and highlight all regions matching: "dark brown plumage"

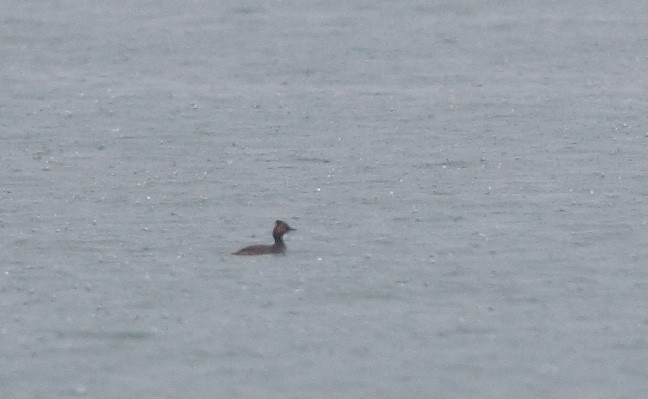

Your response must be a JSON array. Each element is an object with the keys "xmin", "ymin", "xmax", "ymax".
[{"xmin": 233, "ymin": 220, "xmax": 295, "ymax": 256}]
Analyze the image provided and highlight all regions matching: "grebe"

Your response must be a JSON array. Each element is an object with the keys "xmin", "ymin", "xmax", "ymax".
[{"xmin": 233, "ymin": 220, "xmax": 295, "ymax": 255}]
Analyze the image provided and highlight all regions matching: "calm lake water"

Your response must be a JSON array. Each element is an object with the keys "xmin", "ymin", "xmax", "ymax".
[{"xmin": 2, "ymin": 1, "xmax": 648, "ymax": 397}]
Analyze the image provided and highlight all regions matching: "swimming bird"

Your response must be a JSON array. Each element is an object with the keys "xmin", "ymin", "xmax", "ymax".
[{"xmin": 233, "ymin": 220, "xmax": 295, "ymax": 255}]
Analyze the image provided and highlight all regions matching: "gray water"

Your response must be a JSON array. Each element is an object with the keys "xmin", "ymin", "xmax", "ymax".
[{"xmin": 2, "ymin": 1, "xmax": 648, "ymax": 398}]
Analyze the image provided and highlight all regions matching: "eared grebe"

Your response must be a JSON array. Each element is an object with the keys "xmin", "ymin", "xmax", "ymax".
[{"xmin": 233, "ymin": 220, "xmax": 295, "ymax": 256}]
